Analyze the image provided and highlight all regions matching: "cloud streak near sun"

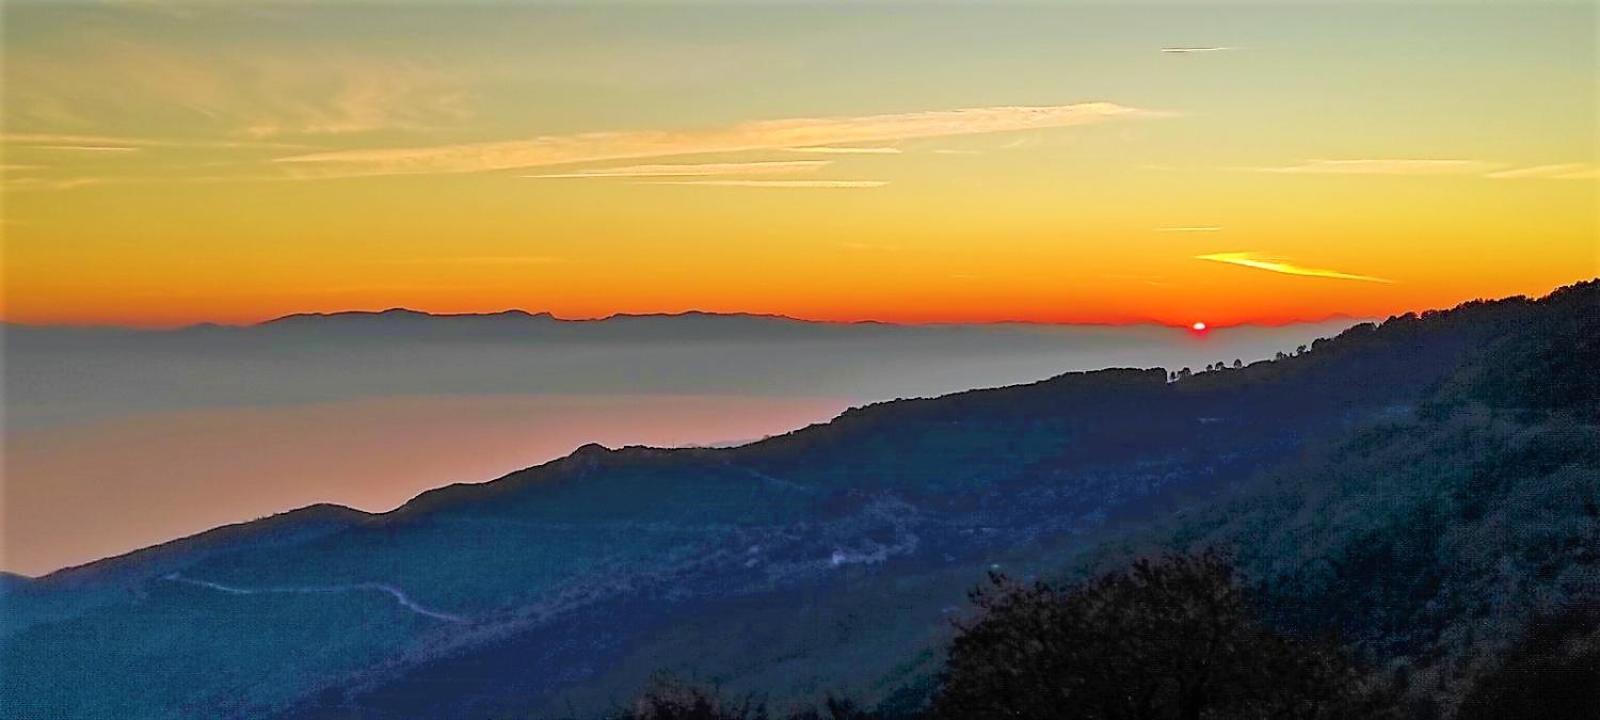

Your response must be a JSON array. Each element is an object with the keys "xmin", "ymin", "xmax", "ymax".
[
  {"xmin": 1196, "ymin": 252, "xmax": 1393, "ymax": 283},
  {"xmin": 273, "ymin": 103, "xmax": 1165, "ymax": 178}
]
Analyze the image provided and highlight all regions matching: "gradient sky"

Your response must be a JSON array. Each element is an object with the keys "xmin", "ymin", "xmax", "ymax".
[{"xmin": 2, "ymin": 2, "xmax": 1595, "ymax": 328}]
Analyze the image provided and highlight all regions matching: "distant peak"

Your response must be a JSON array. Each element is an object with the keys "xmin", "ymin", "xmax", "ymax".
[
  {"xmin": 259, "ymin": 308, "xmax": 555, "ymax": 325},
  {"xmin": 570, "ymin": 442, "xmax": 613, "ymax": 456},
  {"xmin": 256, "ymin": 308, "xmax": 821, "ymax": 327},
  {"xmin": 262, "ymin": 308, "xmax": 427, "ymax": 324}
]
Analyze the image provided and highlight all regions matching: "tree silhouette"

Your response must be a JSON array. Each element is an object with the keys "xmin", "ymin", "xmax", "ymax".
[
  {"xmin": 613, "ymin": 679, "xmax": 769, "ymax": 720},
  {"xmin": 933, "ymin": 551, "xmax": 1395, "ymax": 720},
  {"xmin": 612, "ymin": 679, "xmax": 882, "ymax": 720},
  {"xmin": 1457, "ymin": 601, "xmax": 1600, "ymax": 720}
]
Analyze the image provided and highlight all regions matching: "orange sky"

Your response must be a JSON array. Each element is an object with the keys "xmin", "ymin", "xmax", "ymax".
[{"xmin": 3, "ymin": 4, "xmax": 1595, "ymax": 328}]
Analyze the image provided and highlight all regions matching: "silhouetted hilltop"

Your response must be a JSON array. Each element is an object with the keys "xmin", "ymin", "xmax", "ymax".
[
  {"xmin": 0, "ymin": 573, "xmax": 30, "ymax": 594},
  {"xmin": 377, "ymin": 284, "xmax": 1541, "ymax": 523},
  {"xmin": 31, "ymin": 504, "xmax": 372, "ymax": 589}
]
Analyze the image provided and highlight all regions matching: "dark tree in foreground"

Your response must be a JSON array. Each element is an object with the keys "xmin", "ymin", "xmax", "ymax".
[
  {"xmin": 1456, "ymin": 602, "xmax": 1600, "ymax": 720},
  {"xmin": 613, "ymin": 680, "xmax": 769, "ymax": 720},
  {"xmin": 612, "ymin": 679, "xmax": 878, "ymax": 720},
  {"xmin": 933, "ymin": 551, "xmax": 1396, "ymax": 720}
]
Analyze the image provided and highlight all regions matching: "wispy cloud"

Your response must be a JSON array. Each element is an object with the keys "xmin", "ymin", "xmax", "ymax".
[
  {"xmin": 784, "ymin": 146, "xmax": 902, "ymax": 155},
  {"xmin": 234, "ymin": 60, "xmax": 471, "ymax": 138},
  {"xmin": 1485, "ymin": 163, "xmax": 1597, "ymax": 180},
  {"xmin": 273, "ymin": 102, "xmax": 1166, "ymax": 178},
  {"xmin": 0, "ymin": 170, "xmax": 317, "ymax": 192},
  {"xmin": 932, "ymin": 149, "xmax": 983, "ymax": 156},
  {"xmin": 1240, "ymin": 158, "xmax": 1599, "ymax": 180},
  {"xmin": 28, "ymin": 145, "xmax": 141, "ymax": 153},
  {"xmin": 1242, "ymin": 159, "xmax": 1498, "ymax": 176},
  {"xmin": 0, "ymin": 132, "xmax": 301, "ymax": 150},
  {"xmin": 1, "ymin": 133, "xmax": 146, "ymax": 151},
  {"xmin": 638, "ymin": 180, "xmax": 888, "ymax": 189},
  {"xmin": 1196, "ymin": 251, "xmax": 1392, "ymax": 283},
  {"xmin": 1161, "ymin": 47, "xmax": 1235, "ymax": 54},
  {"xmin": 1157, "ymin": 226, "xmax": 1223, "ymax": 233},
  {"xmin": 10, "ymin": 34, "xmax": 470, "ymax": 140},
  {"xmin": 524, "ymin": 160, "xmax": 829, "ymax": 179},
  {"xmin": 1, "ymin": 176, "xmax": 118, "ymax": 191}
]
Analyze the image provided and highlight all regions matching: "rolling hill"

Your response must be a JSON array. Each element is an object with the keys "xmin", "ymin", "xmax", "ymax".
[{"xmin": 2, "ymin": 281, "xmax": 1594, "ymax": 719}]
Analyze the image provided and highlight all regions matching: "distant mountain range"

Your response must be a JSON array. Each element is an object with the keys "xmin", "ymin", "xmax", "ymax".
[
  {"xmin": 2, "ymin": 281, "xmax": 1594, "ymax": 719},
  {"xmin": 11, "ymin": 307, "xmax": 1364, "ymax": 332},
  {"xmin": 4, "ymin": 309, "xmax": 1359, "ymax": 430}
]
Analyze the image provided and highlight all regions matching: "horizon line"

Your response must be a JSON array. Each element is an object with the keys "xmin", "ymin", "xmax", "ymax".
[{"xmin": 0, "ymin": 306, "xmax": 1376, "ymax": 333}]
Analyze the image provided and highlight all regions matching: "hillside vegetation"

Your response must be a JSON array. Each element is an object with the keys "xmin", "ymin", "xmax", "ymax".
[{"xmin": 2, "ymin": 281, "xmax": 1593, "ymax": 719}]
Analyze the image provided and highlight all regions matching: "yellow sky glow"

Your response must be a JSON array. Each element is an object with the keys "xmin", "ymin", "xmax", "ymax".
[{"xmin": 1, "ymin": 4, "xmax": 1594, "ymax": 328}]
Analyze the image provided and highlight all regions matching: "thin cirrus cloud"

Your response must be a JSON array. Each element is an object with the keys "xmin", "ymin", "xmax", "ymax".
[
  {"xmin": 1242, "ymin": 159, "xmax": 1498, "ymax": 175},
  {"xmin": 1196, "ymin": 252, "xmax": 1393, "ymax": 284},
  {"xmin": 784, "ymin": 146, "xmax": 902, "ymax": 155},
  {"xmin": 9, "ymin": 35, "xmax": 470, "ymax": 140},
  {"xmin": 2, "ymin": 176, "xmax": 115, "ymax": 191},
  {"xmin": 1485, "ymin": 163, "xmax": 1597, "ymax": 180},
  {"xmin": 524, "ymin": 160, "xmax": 831, "ymax": 179},
  {"xmin": 30, "ymin": 145, "xmax": 141, "ymax": 153},
  {"xmin": 0, "ymin": 133, "xmax": 300, "ymax": 150},
  {"xmin": 1241, "ymin": 158, "xmax": 1596, "ymax": 179},
  {"xmin": 638, "ymin": 180, "xmax": 889, "ymax": 189},
  {"xmin": 272, "ymin": 102, "xmax": 1166, "ymax": 179},
  {"xmin": 1, "ymin": 133, "xmax": 154, "ymax": 151}
]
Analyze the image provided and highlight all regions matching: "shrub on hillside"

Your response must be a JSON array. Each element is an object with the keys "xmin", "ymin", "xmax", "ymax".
[
  {"xmin": 1456, "ymin": 601, "xmax": 1600, "ymax": 720},
  {"xmin": 611, "ymin": 679, "xmax": 880, "ymax": 720},
  {"xmin": 932, "ymin": 551, "xmax": 1397, "ymax": 720}
]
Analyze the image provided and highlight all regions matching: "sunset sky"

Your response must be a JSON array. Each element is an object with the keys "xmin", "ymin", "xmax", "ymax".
[{"xmin": 2, "ymin": 2, "xmax": 1594, "ymax": 328}]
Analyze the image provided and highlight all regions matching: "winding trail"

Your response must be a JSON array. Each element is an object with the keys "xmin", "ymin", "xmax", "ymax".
[{"xmin": 163, "ymin": 573, "xmax": 465, "ymax": 622}]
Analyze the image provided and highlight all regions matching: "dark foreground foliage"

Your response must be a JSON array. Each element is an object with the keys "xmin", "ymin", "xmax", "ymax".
[
  {"xmin": 610, "ymin": 679, "xmax": 877, "ymax": 720},
  {"xmin": 619, "ymin": 552, "xmax": 1401, "ymax": 720},
  {"xmin": 932, "ymin": 551, "xmax": 1396, "ymax": 720},
  {"xmin": 1456, "ymin": 601, "xmax": 1600, "ymax": 720}
]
